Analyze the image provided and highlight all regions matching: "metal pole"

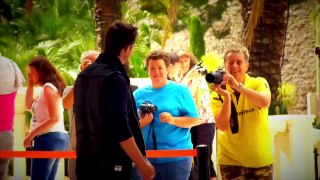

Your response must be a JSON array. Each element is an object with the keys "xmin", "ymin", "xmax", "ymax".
[
  {"xmin": 196, "ymin": 145, "xmax": 209, "ymax": 180},
  {"xmin": 314, "ymin": 147, "xmax": 319, "ymax": 180},
  {"xmin": 316, "ymin": 0, "xmax": 320, "ymax": 125},
  {"xmin": 315, "ymin": 2, "xmax": 320, "ymax": 180}
]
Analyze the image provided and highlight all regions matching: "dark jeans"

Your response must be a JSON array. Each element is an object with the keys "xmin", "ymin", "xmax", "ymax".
[
  {"xmin": 190, "ymin": 123, "xmax": 216, "ymax": 178},
  {"xmin": 132, "ymin": 158, "xmax": 192, "ymax": 180},
  {"xmin": 31, "ymin": 132, "xmax": 68, "ymax": 180}
]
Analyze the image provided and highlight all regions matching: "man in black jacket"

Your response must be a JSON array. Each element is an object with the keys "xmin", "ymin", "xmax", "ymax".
[{"xmin": 73, "ymin": 21, "xmax": 155, "ymax": 180}]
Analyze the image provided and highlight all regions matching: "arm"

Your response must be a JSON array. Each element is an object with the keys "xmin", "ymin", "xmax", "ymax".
[
  {"xmin": 24, "ymin": 86, "xmax": 61, "ymax": 148},
  {"xmin": 62, "ymin": 87, "xmax": 74, "ymax": 109},
  {"xmin": 25, "ymin": 85, "xmax": 34, "ymax": 111},
  {"xmin": 180, "ymin": 68, "xmax": 201, "ymax": 96},
  {"xmin": 159, "ymin": 112, "xmax": 198, "ymax": 128},
  {"xmin": 214, "ymin": 95, "xmax": 231, "ymax": 131},
  {"xmin": 103, "ymin": 75, "xmax": 155, "ymax": 179},
  {"xmin": 120, "ymin": 137, "xmax": 155, "ymax": 180},
  {"xmin": 236, "ymin": 85, "xmax": 271, "ymax": 108},
  {"xmin": 225, "ymin": 73, "xmax": 271, "ymax": 108},
  {"xmin": 160, "ymin": 85, "xmax": 199, "ymax": 128},
  {"xmin": 211, "ymin": 84, "xmax": 231, "ymax": 131}
]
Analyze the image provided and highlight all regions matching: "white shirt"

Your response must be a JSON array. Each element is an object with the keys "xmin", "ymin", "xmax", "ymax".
[
  {"xmin": 0, "ymin": 56, "xmax": 25, "ymax": 94},
  {"xmin": 30, "ymin": 83, "xmax": 67, "ymax": 135}
]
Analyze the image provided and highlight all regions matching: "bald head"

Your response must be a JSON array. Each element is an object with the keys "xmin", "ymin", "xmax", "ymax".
[{"xmin": 80, "ymin": 50, "xmax": 100, "ymax": 71}]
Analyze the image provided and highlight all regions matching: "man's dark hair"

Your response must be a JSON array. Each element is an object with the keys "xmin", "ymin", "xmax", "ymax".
[{"xmin": 104, "ymin": 21, "xmax": 138, "ymax": 56}]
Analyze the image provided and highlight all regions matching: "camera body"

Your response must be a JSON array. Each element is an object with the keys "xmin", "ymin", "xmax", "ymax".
[
  {"xmin": 205, "ymin": 69, "xmax": 225, "ymax": 84},
  {"xmin": 139, "ymin": 101, "xmax": 158, "ymax": 118}
]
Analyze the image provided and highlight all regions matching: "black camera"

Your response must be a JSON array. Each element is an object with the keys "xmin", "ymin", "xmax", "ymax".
[
  {"xmin": 139, "ymin": 101, "xmax": 158, "ymax": 118},
  {"xmin": 205, "ymin": 69, "xmax": 225, "ymax": 84}
]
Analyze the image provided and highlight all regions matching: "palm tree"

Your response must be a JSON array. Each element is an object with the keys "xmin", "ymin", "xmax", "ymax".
[
  {"xmin": 239, "ymin": 0, "xmax": 288, "ymax": 106},
  {"xmin": 94, "ymin": 0, "xmax": 122, "ymax": 50},
  {"xmin": 162, "ymin": 0, "xmax": 180, "ymax": 49},
  {"xmin": 25, "ymin": 0, "xmax": 33, "ymax": 15}
]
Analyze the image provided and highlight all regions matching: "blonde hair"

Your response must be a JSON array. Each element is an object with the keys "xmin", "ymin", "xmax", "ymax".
[{"xmin": 223, "ymin": 45, "xmax": 250, "ymax": 63}]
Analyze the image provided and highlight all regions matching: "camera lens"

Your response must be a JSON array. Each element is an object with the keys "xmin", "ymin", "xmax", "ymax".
[{"xmin": 205, "ymin": 71, "xmax": 224, "ymax": 84}]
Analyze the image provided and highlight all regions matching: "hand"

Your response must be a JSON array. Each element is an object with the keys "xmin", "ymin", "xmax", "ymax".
[
  {"xmin": 159, "ymin": 112, "xmax": 174, "ymax": 124},
  {"xmin": 140, "ymin": 112, "xmax": 153, "ymax": 125},
  {"xmin": 222, "ymin": 72, "xmax": 238, "ymax": 90},
  {"xmin": 23, "ymin": 134, "xmax": 34, "ymax": 148},
  {"xmin": 27, "ymin": 73, "xmax": 35, "ymax": 87},
  {"xmin": 138, "ymin": 159, "xmax": 155, "ymax": 180},
  {"xmin": 211, "ymin": 84, "xmax": 229, "ymax": 97}
]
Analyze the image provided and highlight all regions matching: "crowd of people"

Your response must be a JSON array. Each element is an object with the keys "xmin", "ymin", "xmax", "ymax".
[{"xmin": 0, "ymin": 21, "xmax": 274, "ymax": 180}]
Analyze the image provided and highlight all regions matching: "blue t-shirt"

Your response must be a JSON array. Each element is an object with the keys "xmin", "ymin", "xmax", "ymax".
[{"xmin": 133, "ymin": 80, "xmax": 199, "ymax": 164}]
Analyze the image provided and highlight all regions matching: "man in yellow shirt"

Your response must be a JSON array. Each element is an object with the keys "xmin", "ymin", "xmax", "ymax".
[{"xmin": 210, "ymin": 45, "xmax": 274, "ymax": 179}]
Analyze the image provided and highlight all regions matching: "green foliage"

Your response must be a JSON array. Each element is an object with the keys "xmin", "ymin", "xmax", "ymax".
[
  {"xmin": 289, "ymin": 0, "xmax": 307, "ymax": 5},
  {"xmin": 269, "ymin": 82, "xmax": 297, "ymax": 115},
  {"xmin": 0, "ymin": 0, "xmax": 96, "ymax": 85},
  {"xmin": 184, "ymin": 0, "xmax": 208, "ymax": 8},
  {"xmin": 276, "ymin": 83, "xmax": 297, "ymax": 114},
  {"xmin": 172, "ymin": 5, "xmax": 190, "ymax": 32},
  {"xmin": 268, "ymin": 102, "xmax": 277, "ymax": 115},
  {"xmin": 172, "ymin": 0, "xmax": 228, "ymax": 32},
  {"xmin": 205, "ymin": 0, "xmax": 228, "ymax": 28},
  {"xmin": 122, "ymin": 1, "xmax": 164, "ymax": 77},
  {"xmin": 311, "ymin": 7, "xmax": 320, "ymax": 46},
  {"xmin": 139, "ymin": 0, "xmax": 167, "ymax": 15},
  {"xmin": 129, "ymin": 43, "xmax": 149, "ymax": 78},
  {"xmin": 189, "ymin": 16, "xmax": 205, "ymax": 60},
  {"xmin": 1, "ymin": 0, "xmax": 95, "ymax": 134}
]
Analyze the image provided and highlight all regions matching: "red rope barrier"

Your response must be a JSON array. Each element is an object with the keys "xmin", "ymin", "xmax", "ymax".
[{"xmin": 0, "ymin": 149, "xmax": 197, "ymax": 159}]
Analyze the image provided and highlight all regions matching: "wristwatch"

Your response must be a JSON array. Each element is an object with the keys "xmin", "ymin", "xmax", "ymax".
[{"xmin": 237, "ymin": 83, "xmax": 243, "ymax": 91}]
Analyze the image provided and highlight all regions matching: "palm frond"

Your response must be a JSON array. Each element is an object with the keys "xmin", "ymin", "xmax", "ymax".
[{"xmin": 244, "ymin": 0, "xmax": 264, "ymax": 49}]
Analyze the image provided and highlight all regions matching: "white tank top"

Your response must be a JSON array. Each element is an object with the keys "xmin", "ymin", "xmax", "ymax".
[{"xmin": 30, "ymin": 83, "xmax": 67, "ymax": 134}]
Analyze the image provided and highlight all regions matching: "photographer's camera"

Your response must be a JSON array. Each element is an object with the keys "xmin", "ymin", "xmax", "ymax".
[
  {"xmin": 139, "ymin": 101, "xmax": 158, "ymax": 118},
  {"xmin": 205, "ymin": 69, "xmax": 225, "ymax": 84}
]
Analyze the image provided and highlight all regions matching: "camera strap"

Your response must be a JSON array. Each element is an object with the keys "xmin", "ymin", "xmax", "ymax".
[
  {"xmin": 146, "ymin": 121, "xmax": 158, "ymax": 163},
  {"xmin": 151, "ymin": 122, "xmax": 157, "ymax": 150},
  {"xmin": 146, "ymin": 121, "xmax": 158, "ymax": 150}
]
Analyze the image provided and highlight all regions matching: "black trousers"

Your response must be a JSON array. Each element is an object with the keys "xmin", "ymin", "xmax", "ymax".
[
  {"xmin": 76, "ymin": 156, "xmax": 132, "ymax": 180},
  {"xmin": 190, "ymin": 122, "xmax": 217, "ymax": 178}
]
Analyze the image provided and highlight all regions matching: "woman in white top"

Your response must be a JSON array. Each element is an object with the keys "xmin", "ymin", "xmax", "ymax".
[
  {"xmin": 171, "ymin": 51, "xmax": 217, "ymax": 180},
  {"xmin": 25, "ymin": 55, "xmax": 68, "ymax": 180}
]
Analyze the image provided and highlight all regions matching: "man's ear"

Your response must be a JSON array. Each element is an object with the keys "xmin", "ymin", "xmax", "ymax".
[
  {"xmin": 126, "ymin": 45, "xmax": 133, "ymax": 53},
  {"xmin": 79, "ymin": 65, "xmax": 84, "ymax": 71},
  {"xmin": 245, "ymin": 63, "xmax": 249, "ymax": 72}
]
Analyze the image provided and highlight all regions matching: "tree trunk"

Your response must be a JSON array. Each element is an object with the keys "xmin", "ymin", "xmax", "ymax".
[
  {"xmin": 94, "ymin": 0, "xmax": 122, "ymax": 51},
  {"xmin": 240, "ymin": 0, "xmax": 288, "ymax": 105},
  {"xmin": 25, "ymin": 0, "xmax": 33, "ymax": 15}
]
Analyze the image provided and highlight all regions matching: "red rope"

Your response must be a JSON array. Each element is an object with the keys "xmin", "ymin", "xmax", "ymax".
[{"xmin": 0, "ymin": 149, "xmax": 197, "ymax": 159}]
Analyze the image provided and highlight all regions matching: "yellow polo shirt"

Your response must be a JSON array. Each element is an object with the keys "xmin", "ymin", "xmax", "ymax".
[{"xmin": 210, "ymin": 74, "xmax": 274, "ymax": 167}]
